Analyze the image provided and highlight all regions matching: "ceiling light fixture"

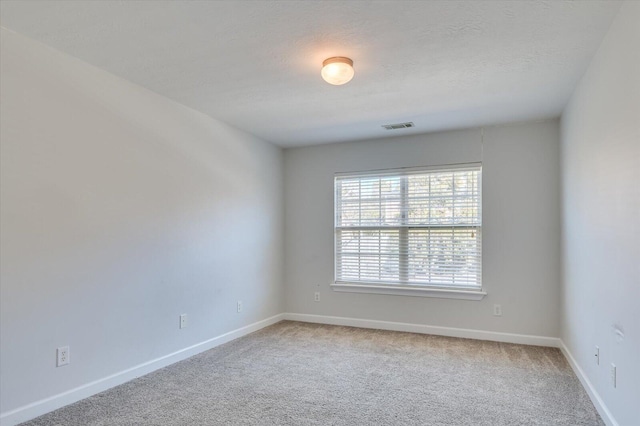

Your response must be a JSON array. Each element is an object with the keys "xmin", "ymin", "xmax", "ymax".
[{"xmin": 321, "ymin": 57, "xmax": 354, "ymax": 85}]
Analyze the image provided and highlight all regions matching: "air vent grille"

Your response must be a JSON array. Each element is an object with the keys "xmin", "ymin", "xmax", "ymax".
[{"xmin": 382, "ymin": 122, "xmax": 415, "ymax": 130}]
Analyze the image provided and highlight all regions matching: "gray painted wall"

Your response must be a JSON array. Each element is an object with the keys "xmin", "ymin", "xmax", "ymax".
[
  {"xmin": 284, "ymin": 120, "xmax": 561, "ymax": 337},
  {"xmin": 5, "ymin": 2, "xmax": 638, "ymax": 422},
  {"xmin": 560, "ymin": 2, "xmax": 640, "ymax": 424},
  {"xmin": 0, "ymin": 29, "xmax": 284, "ymax": 414}
]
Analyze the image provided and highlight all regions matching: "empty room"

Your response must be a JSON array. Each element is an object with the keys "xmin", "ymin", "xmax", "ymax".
[{"xmin": 0, "ymin": 1, "xmax": 638, "ymax": 425}]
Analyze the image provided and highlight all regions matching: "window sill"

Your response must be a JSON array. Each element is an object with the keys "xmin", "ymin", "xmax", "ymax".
[{"xmin": 330, "ymin": 282, "xmax": 487, "ymax": 300}]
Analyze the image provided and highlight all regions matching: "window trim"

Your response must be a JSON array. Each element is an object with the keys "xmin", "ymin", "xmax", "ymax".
[
  {"xmin": 331, "ymin": 282, "xmax": 487, "ymax": 300},
  {"xmin": 333, "ymin": 163, "xmax": 485, "ymax": 299}
]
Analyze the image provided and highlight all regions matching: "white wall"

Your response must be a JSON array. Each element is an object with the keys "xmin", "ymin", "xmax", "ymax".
[
  {"xmin": 0, "ymin": 29, "xmax": 283, "ymax": 417},
  {"xmin": 560, "ymin": 2, "xmax": 640, "ymax": 424},
  {"xmin": 284, "ymin": 120, "xmax": 561, "ymax": 337}
]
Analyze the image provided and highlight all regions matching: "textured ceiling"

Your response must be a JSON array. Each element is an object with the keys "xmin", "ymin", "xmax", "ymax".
[{"xmin": 0, "ymin": 1, "xmax": 621, "ymax": 147}]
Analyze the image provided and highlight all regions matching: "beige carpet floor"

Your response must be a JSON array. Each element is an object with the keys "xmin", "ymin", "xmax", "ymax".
[{"xmin": 22, "ymin": 321, "xmax": 603, "ymax": 425}]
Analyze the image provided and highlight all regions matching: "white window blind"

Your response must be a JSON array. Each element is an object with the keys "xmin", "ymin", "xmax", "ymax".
[{"xmin": 335, "ymin": 164, "xmax": 482, "ymax": 290}]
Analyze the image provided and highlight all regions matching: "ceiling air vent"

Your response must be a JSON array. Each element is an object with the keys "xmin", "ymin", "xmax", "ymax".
[{"xmin": 382, "ymin": 122, "xmax": 414, "ymax": 130}]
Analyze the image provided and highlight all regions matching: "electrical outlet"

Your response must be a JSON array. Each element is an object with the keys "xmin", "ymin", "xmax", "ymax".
[
  {"xmin": 595, "ymin": 346, "xmax": 599, "ymax": 365},
  {"xmin": 314, "ymin": 292, "xmax": 320, "ymax": 302},
  {"xmin": 610, "ymin": 363, "xmax": 616, "ymax": 388},
  {"xmin": 237, "ymin": 300, "xmax": 243, "ymax": 313},
  {"xmin": 57, "ymin": 346, "xmax": 70, "ymax": 367},
  {"xmin": 493, "ymin": 304, "xmax": 502, "ymax": 316},
  {"xmin": 180, "ymin": 314, "xmax": 187, "ymax": 329}
]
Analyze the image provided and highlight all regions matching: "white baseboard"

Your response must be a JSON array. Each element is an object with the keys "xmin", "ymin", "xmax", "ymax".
[
  {"xmin": 4, "ymin": 313, "xmax": 614, "ymax": 426},
  {"xmin": 283, "ymin": 313, "xmax": 561, "ymax": 347},
  {"xmin": 0, "ymin": 313, "xmax": 285, "ymax": 426},
  {"xmin": 559, "ymin": 340, "xmax": 618, "ymax": 426}
]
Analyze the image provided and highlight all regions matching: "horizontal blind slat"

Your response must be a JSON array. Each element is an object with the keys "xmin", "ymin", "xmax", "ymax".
[{"xmin": 336, "ymin": 165, "xmax": 481, "ymax": 287}]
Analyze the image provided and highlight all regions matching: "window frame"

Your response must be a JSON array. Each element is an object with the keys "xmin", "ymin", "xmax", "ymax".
[{"xmin": 332, "ymin": 163, "xmax": 486, "ymax": 300}]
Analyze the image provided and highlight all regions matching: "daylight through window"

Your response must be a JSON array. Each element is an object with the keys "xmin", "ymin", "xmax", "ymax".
[{"xmin": 335, "ymin": 164, "xmax": 482, "ymax": 290}]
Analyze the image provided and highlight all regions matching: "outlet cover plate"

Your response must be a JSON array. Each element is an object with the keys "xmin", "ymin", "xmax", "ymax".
[
  {"xmin": 611, "ymin": 363, "xmax": 616, "ymax": 388},
  {"xmin": 180, "ymin": 314, "xmax": 187, "ymax": 329},
  {"xmin": 57, "ymin": 346, "xmax": 70, "ymax": 367},
  {"xmin": 493, "ymin": 304, "xmax": 502, "ymax": 316}
]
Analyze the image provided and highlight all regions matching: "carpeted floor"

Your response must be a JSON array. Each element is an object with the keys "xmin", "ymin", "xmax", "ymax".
[{"xmin": 22, "ymin": 321, "xmax": 603, "ymax": 425}]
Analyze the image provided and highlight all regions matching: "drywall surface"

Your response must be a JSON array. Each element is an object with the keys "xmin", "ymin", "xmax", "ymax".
[
  {"xmin": 284, "ymin": 120, "xmax": 561, "ymax": 337},
  {"xmin": 560, "ymin": 2, "xmax": 640, "ymax": 424},
  {"xmin": 0, "ymin": 28, "xmax": 283, "ymax": 416}
]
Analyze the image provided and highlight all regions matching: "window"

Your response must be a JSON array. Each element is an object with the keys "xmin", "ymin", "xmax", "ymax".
[{"xmin": 333, "ymin": 164, "xmax": 485, "ymax": 299}]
